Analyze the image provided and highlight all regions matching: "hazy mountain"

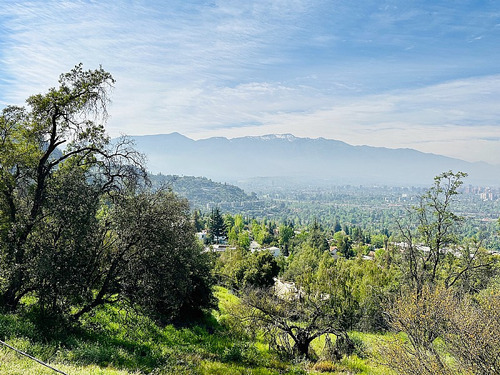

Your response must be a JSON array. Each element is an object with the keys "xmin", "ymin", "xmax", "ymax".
[{"xmin": 126, "ymin": 133, "xmax": 500, "ymax": 187}]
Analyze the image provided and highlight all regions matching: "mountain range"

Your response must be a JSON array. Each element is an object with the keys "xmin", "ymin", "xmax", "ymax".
[{"xmin": 124, "ymin": 133, "xmax": 500, "ymax": 187}]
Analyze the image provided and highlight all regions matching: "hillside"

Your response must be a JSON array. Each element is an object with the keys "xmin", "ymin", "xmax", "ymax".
[
  {"xmin": 0, "ymin": 287, "xmax": 392, "ymax": 374},
  {"xmin": 149, "ymin": 174, "xmax": 256, "ymax": 209},
  {"xmin": 128, "ymin": 133, "xmax": 500, "ymax": 187}
]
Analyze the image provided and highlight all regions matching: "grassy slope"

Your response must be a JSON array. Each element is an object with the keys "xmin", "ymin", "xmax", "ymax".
[{"xmin": 0, "ymin": 287, "xmax": 393, "ymax": 374}]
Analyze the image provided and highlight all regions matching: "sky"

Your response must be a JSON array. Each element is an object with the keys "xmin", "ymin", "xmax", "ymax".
[{"xmin": 1, "ymin": 0, "xmax": 499, "ymax": 165}]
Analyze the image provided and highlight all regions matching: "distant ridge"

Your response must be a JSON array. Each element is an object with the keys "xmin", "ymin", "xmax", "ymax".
[
  {"xmin": 149, "ymin": 174, "xmax": 254, "ymax": 209},
  {"xmin": 125, "ymin": 133, "xmax": 500, "ymax": 187}
]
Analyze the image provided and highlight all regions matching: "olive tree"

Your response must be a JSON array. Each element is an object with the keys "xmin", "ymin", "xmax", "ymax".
[{"xmin": 240, "ymin": 286, "xmax": 354, "ymax": 360}]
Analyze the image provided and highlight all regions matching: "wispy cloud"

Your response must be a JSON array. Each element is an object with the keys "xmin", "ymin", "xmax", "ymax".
[
  {"xmin": 1, "ymin": 1, "xmax": 499, "ymax": 164},
  {"xmin": 186, "ymin": 75, "xmax": 500, "ymax": 164}
]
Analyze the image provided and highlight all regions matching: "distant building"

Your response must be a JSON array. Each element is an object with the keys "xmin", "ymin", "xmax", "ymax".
[
  {"xmin": 267, "ymin": 246, "xmax": 281, "ymax": 257},
  {"xmin": 250, "ymin": 241, "xmax": 281, "ymax": 257},
  {"xmin": 203, "ymin": 243, "xmax": 232, "ymax": 253},
  {"xmin": 250, "ymin": 241, "xmax": 261, "ymax": 251},
  {"xmin": 196, "ymin": 230, "xmax": 208, "ymax": 241}
]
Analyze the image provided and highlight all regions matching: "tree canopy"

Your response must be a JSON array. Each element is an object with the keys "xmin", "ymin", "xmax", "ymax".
[{"xmin": 0, "ymin": 65, "xmax": 214, "ymax": 322}]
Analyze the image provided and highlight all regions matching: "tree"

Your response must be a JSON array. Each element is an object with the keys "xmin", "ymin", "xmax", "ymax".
[
  {"xmin": 240, "ymin": 285, "xmax": 354, "ymax": 360},
  {"xmin": 370, "ymin": 234, "xmax": 387, "ymax": 249},
  {"xmin": 233, "ymin": 214, "xmax": 245, "ymax": 232},
  {"xmin": 309, "ymin": 219, "xmax": 329, "ymax": 252},
  {"xmin": 29, "ymin": 163, "xmax": 105, "ymax": 316},
  {"xmin": 396, "ymin": 171, "xmax": 467, "ymax": 294},
  {"xmin": 208, "ymin": 207, "xmax": 226, "ymax": 244},
  {"xmin": 334, "ymin": 221, "xmax": 342, "ymax": 233},
  {"xmin": 237, "ymin": 231, "xmax": 251, "ymax": 250},
  {"xmin": 216, "ymin": 247, "xmax": 248, "ymax": 289},
  {"xmin": 284, "ymin": 243, "xmax": 322, "ymax": 282},
  {"xmin": 216, "ymin": 248, "xmax": 279, "ymax": 290},
  {"xmin": 316, "ymin": 254, "xmax": 398, "ymax": 332},
  {"xmin": 29, "ymin": 173, "xmax": 215, "ymax": 323},
  {"xmin": 0, "ymin": 65, "xmax": 215, "ymax": 323},
  {"xmin": 242, "ymin": 251, "xmax": 280, "ymax": 288},
  {"xmin": 192, "ymin": 209, "xmax": 204, "ymax": 232},
  {"xmin": 278, "ymin": 223, "xmax": 294, "ymax": 256},
  {"xmin": 226, "ymin": 214, "xmax": 247, "ymax": 248},
  {"xmin": 0, "ymin": 64, "xmax": 145, "ymax": 311},
  {"xmin": 384, "ymin": 172, "xmax": 500, "ymax": 373},
  {"xmin": 381, "ymin": 286, "xmax": 500, "ymax": 375},
  {"xmin": 337, "ymin": 234, "xmax": 354, "ymax": 259},
  {"xmin": 112, "ymin": 191, "xmax": 215, "ymax": 322},
  {"xmin": 251, "ymin": 219, "xmax": 275, "ymax": 246}
]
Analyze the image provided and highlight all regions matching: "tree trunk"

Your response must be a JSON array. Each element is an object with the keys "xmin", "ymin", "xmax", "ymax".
[
  {"xmin": 1, "ymin": 285, "xmax": 20, "ymax": 311},
  {"xmin": 292, "ymin": 331, "xmax": 314, "ymax": 359}
]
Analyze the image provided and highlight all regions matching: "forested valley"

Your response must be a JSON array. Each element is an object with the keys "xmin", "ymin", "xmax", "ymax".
[{"xmin": 1, "ymin": 66, "xmax": 499, "ymax": 374}]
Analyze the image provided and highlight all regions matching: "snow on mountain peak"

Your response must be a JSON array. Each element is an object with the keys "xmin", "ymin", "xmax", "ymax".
[{"xmin": 259, "ymin": 134, "xmax": 297, "ymax": 141}]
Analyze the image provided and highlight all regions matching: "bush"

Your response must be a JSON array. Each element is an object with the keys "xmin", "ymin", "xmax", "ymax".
[
  {"xmin": 221, "ymin": 341, "xmax": 261, "ymax": 366},
  {"xmin": 312, "ymin": 360, "xmax": 340, "ymax": 372},
  {"xmin": 350, "ymin": 335, "xmax": 368, "ymax": 359}
]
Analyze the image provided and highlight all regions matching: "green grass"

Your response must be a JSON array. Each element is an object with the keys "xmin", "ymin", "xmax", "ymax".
[
  {"xmin": 307, "ymin": 332, "xmax": 396, "ymax": 375},
  {"xmin": 0, "ymin": 288, "xmax": 394, "ymax": 374}
]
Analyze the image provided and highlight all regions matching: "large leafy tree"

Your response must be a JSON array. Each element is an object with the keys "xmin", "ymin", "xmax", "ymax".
[
  {"xmin": 112, "ymin": 191, "xmax": 215, "ymax": 322},
  {"xmin": 218, "ymin": 249, "xmax": 279, "ymax": 290},
  {"xmin": 29, "ymin": 163, "xmax": 105, "ymax": 315},
  {"xmin": 0, "ymin": 65, "xmax": 214, "ymax": 322},
  {"xmin": 0, "ymin": 64, "xmax": 146, "ymax": 310}
]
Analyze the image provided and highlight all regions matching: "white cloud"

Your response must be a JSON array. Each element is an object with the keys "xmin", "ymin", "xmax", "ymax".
[
  {"xmin": 181, "ymin": 75, "xmax": 500, "ymax": 165},
  {"xmin": 1, "ymin": 1, "xmax": 499, "ymax": 165}
]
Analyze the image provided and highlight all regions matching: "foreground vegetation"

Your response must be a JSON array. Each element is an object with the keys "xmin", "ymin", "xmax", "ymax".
[{"xmin": 0, "ymin": 287, "xmax": 396, "ymax": 374}]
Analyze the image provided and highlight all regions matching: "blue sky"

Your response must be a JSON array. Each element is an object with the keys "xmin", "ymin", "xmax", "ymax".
[{"xmin": 1, "ymin": 0, "xmax": 499, "ymax": 165}]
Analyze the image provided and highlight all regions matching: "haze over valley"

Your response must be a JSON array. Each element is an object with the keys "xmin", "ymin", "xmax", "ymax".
[{"xmin": 129, "ymin": 133, "xmax": 500, "ymax": 187}]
